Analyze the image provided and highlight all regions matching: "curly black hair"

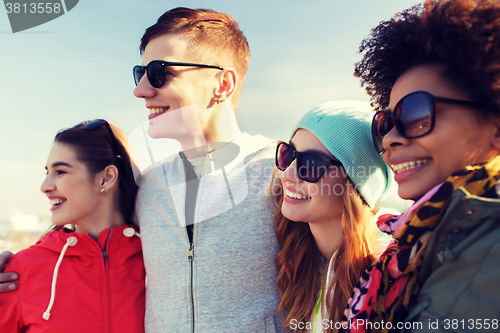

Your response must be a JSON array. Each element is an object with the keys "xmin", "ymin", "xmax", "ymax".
[{"xmin": 354, "ymin": 0, "xmax": 500, "ymax": 115}]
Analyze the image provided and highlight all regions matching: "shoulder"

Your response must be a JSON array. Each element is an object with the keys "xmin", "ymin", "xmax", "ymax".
[
  {"xmin": 236, "ymin": 133, "xmax": 276, "ymax": 164},
  {"xmin": 238, "ymin": 133, "xmax": 276, "ymax": 151},
  {"xmin": 6, "ymin": 245, "xmax": 54, "ymax": 279},
  {"xmin": 136, "ymin": 153, "xmax": 182, "ymax": 189}
]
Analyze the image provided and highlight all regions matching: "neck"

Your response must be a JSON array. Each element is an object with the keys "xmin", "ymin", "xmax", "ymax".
[
  {"xmin": 205, "ymin": 112, "xmax": 241, "ymax": 142},
  {"xmin": 74, "ymin": 194, "xmax": 126, "ymax": 240},
  {"xmin": 181, "ymin": 103, "xmax": 241, "ymax": 159},
  {"xmin": 308, "ymin": 218, "xmax": 344, "ymax": 262}
]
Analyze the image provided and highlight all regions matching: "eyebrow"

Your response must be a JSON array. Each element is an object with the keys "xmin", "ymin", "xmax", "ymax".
[{"xmin": 45, "ymin": 162, "xmax": 72, "ymax": 170}]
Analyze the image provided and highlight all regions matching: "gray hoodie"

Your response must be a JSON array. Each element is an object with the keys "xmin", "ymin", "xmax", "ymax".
[{"xmin": 136, "ymin": 133, "xmax": 283, "ymax": 333}]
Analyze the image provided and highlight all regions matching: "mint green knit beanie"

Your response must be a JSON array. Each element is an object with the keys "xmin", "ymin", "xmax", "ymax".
[{"xmin": 292, "ymin": 100, "xmax": 409, "ymax": 211}]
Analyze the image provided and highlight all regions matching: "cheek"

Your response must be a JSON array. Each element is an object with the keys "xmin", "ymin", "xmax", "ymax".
[{"xmin": 310, "ymin": 178, "xmax": 346, "ymax": 201}]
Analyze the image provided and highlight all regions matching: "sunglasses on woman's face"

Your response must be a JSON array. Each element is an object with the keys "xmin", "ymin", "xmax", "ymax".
[
  {"xmin": 133, "ymin": 60, "xmax": 224, "ymax": 88},
  {"xmin": 371, "ymin": 91, "xmax": 484, "ymax": 153},
  {"xmin": 275, "ymin": 141, "xmax": 342, "ymax": 183}
]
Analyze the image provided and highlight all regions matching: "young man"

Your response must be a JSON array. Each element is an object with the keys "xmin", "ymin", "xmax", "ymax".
[{"xmin": 1, "ymin": 7, "xmax": 283, "ymax": 333}]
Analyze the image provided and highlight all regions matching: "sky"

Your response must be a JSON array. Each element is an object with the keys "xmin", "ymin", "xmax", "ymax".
[{"xmin": 0, "ymin": 0, "xmax": 422, "ymax": 224}]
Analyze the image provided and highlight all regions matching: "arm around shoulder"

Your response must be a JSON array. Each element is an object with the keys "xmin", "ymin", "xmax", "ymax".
[
  {"xmin": 0, "ymin": 254, "xmax": 22, "ymax": 331},
  {"xmin": 0, "ymin": 251, "xmax": 19, "ymax": 296}
]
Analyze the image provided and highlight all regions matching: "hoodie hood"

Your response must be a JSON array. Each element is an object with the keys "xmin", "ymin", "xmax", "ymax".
[
  {"xmin": 32, "ymin": 225, "xmax": 142, "ymax": 267},
  {"xmin": 33, "ymin": 225, "xmax": 142, "ymax": 321}
]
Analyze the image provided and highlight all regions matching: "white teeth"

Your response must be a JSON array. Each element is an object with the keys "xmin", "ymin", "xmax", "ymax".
[
  {"xmin": 391, "ymin": 159, "xmax": 429, "ymax": 173},
  {"xmin": 149, "ymin": 107, "xmax": 168, "ymax": 115},
  {"xmin": 50, "ymin": 198, "xmax": 65, "ymax": 206},
  {"xmin": 285, "ymin": 189, "xmax": 311, "ymax": 200}
]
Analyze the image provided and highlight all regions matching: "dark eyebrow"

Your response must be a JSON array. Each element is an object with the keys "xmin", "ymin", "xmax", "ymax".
[{"xmin": 45, "ymin": 162, "xmax": 72, "ymax": 170}]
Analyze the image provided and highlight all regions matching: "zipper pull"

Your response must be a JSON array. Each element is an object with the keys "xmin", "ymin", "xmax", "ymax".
[
  {"xmin": 188, "ymin": 243, "xmax": 194, "ymax": 262},
  {"xmin": 102, "ymin": 250, "xmax": 110, "ymax": 264}
]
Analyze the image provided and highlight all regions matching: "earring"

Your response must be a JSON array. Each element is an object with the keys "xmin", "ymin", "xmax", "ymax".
[
  {"xmin": 100, "ymin": 188, "xmax": 105, "ymax": 193},
  {"xmin": 216, "ymin": 98, "xmax": 221, "ymax": 104}
]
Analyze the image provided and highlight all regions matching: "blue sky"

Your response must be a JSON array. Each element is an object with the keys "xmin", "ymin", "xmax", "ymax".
[{"xmin": 0, "ymin": 0, "xmax": 421, "ymax": 221}]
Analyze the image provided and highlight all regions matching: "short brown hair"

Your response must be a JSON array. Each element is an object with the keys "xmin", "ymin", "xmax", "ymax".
[
  {"xmin": 140, "ymin": 7, "xmax": 250, "ymax": 109},
  {"xmin": 354, "ymin": 0, "xmax": 500, "ymax": 115}
]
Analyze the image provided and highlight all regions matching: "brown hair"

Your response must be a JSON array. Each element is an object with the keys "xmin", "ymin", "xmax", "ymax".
[
  {"xmin": 140, "ymin": 7, "xmax": 250, "ymax": 109},
  {"xmin": 270, "ymin": 167, "xmax": 376, "ymax": 332},
  {"xmin": 354, "ymin": 0, "xmax": 500, "ymax": 115}
]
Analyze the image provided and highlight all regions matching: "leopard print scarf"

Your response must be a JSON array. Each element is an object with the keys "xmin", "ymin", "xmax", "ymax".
[{"xmin": 341, "ymin": 155, "xmax": 500, "ymax": 333}]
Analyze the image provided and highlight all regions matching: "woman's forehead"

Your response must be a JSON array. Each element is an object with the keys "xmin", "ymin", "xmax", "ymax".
[{"xmin": 290, "ymin": 129, "xmax": 335, "ymax": 159}]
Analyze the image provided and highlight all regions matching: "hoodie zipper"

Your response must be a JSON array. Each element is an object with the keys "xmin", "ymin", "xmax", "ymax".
[
  {"xmin": 99, "ymin": 230, "xmax": 112, "ymax": 332},
  {"xmin": 183, "ymin": 152, "xmax": 200, "ymax": 333},
  {"xmin": 188, "ymin": 236, "xmax": 195, "ymax": 333},
  {"xmin": 101, "ymin": 231, "xmax": 111, "ymax": 270}
]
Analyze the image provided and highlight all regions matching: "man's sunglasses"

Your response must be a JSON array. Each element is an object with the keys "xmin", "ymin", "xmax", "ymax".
[
  {"xmin": 275, "ymin": 142, "xmax": 342, "ymax": 183},
  {"xmin": 371, "ymin": 91, "xmax": 484, "ymax": 153},
  {"xmin": 73, "ymin": 119, "xmax": 120, "ymax": 157},
  {"xmin": 133, "ymin": 60, "xmax": 224, "ymax": 88}
]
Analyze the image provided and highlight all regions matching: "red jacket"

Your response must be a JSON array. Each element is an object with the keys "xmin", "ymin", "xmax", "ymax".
[{"xmin": 0, "ymin": 225, "xmax": 145, "ymax": 332}]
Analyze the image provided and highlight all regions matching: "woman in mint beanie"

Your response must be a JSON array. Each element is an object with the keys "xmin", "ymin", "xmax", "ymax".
[{"xmin": 269, "ymin": 100, "xmax": 409, "ymax": 333}]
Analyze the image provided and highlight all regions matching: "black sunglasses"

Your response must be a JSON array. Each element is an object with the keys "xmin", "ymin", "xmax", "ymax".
[
  {"xmin": 133, "ymin": 60, "xmax": 224, "ymax": 88},
  {"xmin": 73, "ymin": 119, "xmax": 120, "ymax": 157},
  {"xmin": 275, "ymin": 142, "xmax": 342, "ymax": 183},
  {"xmin": 372, "ymin": 91, "xmax": 484, "ymax": 153}
]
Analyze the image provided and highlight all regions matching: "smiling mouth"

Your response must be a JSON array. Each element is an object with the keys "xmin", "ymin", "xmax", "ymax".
[
  {"xmin": 285, "ymin": 189, "xmax": 311, "ymax": 200},
  {"xmin": 149, "ymin": 107, "xmax": 169, "ymax": 115},
  {"xmin": 391, "ymin": 158, "xmax": 429, "ymax": 174},
  {"xmin": 50, "ymin": 198, "xmax": 66, "ymax": 208}
]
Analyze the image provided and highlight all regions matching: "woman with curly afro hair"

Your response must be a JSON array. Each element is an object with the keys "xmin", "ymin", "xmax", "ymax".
[{"xmin": 342, "ymin": 0, "xmax": 500, "ymax": 332}]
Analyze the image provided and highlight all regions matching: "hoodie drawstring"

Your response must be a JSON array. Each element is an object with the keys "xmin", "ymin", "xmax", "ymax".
[
  {"xmin": 123, "ymin": 227, "xmax": 141, "ymax": 238},
  {"xmin": 42, "ymin": 228, "xmax": 140, "ymax": 321},
  {"xmin": 43, "ymin": 236, "xmax": 78, "ymax": 320}
]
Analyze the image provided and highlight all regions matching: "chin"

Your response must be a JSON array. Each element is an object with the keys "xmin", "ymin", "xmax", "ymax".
[
  {"xmin": 147, "ymin": 123, "xmax": 164, "ymax": 139},
  {"xmin": 282, "ymin": 206, "xmax": 305, "ymax": 223},
  {"xmin": 50, "ymin": 218, "xmax": 67, "ymax": 228},
  {"xmin": 398, "ymin": 186, "xmax": 425, "ymax": 201}
]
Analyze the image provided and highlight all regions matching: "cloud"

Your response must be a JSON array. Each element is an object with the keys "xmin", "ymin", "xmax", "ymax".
[{"xmin": 10, "ymin": 209, "xmax": 40, "ymax": 231}]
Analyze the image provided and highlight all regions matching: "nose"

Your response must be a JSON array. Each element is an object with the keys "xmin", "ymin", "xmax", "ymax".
[
  {"xmin": 280, "ymin": 159, "xmax": 301, "ymax": 183},
  {"xmin": 381, "ymin": 125, "xmax": 411, "ymax": 152},
  {"xmin": 133, "ymin": 72, "xmax": 157, "ymax": 99},
  {"xmin": 40, "ymin": 174, "xmax": 55, "ymax": 194}
]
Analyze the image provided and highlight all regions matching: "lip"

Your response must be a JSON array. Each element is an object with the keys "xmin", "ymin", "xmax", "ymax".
[
  {"xmin": 148, "ymin": 113, "xmax": 163, "ymax": 120},
  {"xmin": 389, "ymin": 157, "xmax": 431, "ymax": 182},
  {"xmin": 283, "ymin": 186, "xmax": 311, "ymax": 204},
  {"xmin": 48, "ymin": 196, "xmax": 66, "ymax": 212},
  {"xmin": 147, "ymin": 106, "xmax": 169, "ymax": 120}
]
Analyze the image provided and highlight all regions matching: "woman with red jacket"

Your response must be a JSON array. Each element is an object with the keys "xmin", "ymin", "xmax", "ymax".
[{"xmin": 0, "ymin": 120, "xmax": 145, "ymax": 332}]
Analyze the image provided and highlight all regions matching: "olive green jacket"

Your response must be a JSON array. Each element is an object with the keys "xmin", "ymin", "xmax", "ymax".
[{"xmin": 403, "ymin": 187, "xmax": 500, "ymax": 332}]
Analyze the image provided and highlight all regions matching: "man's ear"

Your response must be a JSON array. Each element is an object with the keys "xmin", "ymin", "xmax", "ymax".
[
  {"xmin": 99, "ymin": 165, "xmax": 119, "ymax": 192},
  {"xmin": 213, "ymin": 68, "xmax": 237, "ymax": 102}
]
